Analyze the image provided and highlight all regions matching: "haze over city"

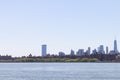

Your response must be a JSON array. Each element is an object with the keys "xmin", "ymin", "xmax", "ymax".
[{"xmin": 0, "ymin": 0, "xmax": 120, "ymax": 56}]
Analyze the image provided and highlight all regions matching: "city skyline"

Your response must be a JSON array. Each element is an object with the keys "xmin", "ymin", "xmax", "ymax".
[
  {"xmin": 0, "ymin": 0, "xmax": 120, "ymax": 56},
  {"xmin": 41, "ymin": 39, "xmax": 119, "ymax": 57}
]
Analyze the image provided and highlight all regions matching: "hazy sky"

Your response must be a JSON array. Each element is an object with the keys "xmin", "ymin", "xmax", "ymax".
[{"xmin": 0, "ymin": 0, "xmax": 120, "ymax": 56}]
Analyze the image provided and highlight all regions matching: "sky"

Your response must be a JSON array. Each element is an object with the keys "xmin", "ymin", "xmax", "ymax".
[{"xmin": 0, "ymin": 0, "xmax": 120, "ymax": 56}]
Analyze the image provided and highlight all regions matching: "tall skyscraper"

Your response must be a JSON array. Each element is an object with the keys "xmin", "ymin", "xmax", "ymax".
[
  {"xmin": 106, "ymin": 46, "xmax": 109, "ymax": 54},
  {"xmin": 70, "ymin": 50, "xmax": 75, "ymax": 56},
  {"xmin": 114, "ymin": 40, "xmax": 119, "ymax": 53},
  {"xmin": 42, "ymin": 45, "xmax": 47, "ymax": 57},
  {"xmin": 98, "ymin": 45, "xmax": 105, "ymax": 54},
  {"xmin": 87, "ymin": 47, "xmax": 91, "ymax": 54}
]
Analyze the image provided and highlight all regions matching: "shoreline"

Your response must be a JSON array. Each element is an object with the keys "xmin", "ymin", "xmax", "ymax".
[{"xmin": 0, "ymin": 61, "xmax": 120, "ymax": 63}]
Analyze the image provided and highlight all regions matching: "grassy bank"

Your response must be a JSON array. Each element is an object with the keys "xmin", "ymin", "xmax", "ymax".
[{"xmin": 0, "ymin": 58, "xmax": 100, "ymax": 62}]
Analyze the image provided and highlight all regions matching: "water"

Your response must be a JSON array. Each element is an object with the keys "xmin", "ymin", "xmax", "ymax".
[{"xmin": 0, "ymin": 63, "xmax": 120, "ymax": 80}]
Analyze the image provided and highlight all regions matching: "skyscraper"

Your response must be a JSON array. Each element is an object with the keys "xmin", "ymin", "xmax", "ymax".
[
  {"xmin": 114, "ymin": 40, "xmax": 119, "ymax": 53},
  {"xmin": 98, "ymin": 45, "xmax": 105, "ymax": 54},
  {"xmin": 87, "ymin": 47, "xmax": 91, "ymax": 55},
  {"xmin": 106, "ymin": 46, "xmax": 109, "ymax": 54},
  {"xmin": 42, "ymin": 45, "xmax": 47, "ymax": 57},
  {"xmin": 70, "ymin": 50, "xmax": 75, "ymax": 56}
]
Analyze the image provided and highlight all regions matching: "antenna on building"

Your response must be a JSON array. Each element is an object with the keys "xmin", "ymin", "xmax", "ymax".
[{"xmin": 114, "ymin": 36, "xmax": 117, "ymax": 40}]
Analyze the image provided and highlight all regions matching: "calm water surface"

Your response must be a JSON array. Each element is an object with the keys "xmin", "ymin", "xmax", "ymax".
[{"xmin": 0, "ymin": 63, "xmax": 120, "ymax": 80}]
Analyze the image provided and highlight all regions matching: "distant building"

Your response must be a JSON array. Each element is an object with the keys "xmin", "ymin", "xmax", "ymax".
[
  {"xmin": 106, "ymin": 46, "xmax": 109, "ymax": 54},
  {"xmin": 86, "ymin": 47, "xmax": 91, "ymax": 55},
  {"xmin": 70, "ymin": 50, "xmax": 75, "ymax": 56},
  {"xmin": 114, "ymin": 40, "xmax": 119, "ymax": 54},
  {"xmin": 109, "ymin": 50, "xmax": 115, "ymax": 54},
  {"xmin": 59, "ymin": 52, "xmax": 65, "ymax": 57},
  {"xmin": 76, "ymin": 49, "xmax": 84, "ymax": 56},
  {"xmin": 98, "ymin": 45, "xmax": 105, "ymax": 54},
  {"xmin": 116, "ymin": 54, "xmax": 120, "ymax": 60},
  {"xmin": 92, "ymin": 49, "xmax": 97, "ymax": 54},
  {"xmin": 28, "ymin": 54, "xmax": 32, "ymax": 58},
  {"xmin": 109, "ymin": 40, "xmax": 119, "ymax": 54},
  {"xmin": 42, "ymin": 45, "xmax": 47, "ymax": 57},
  {"xmin": 0, "ymin": 55, "xmax": 12, "ymax": 60}
]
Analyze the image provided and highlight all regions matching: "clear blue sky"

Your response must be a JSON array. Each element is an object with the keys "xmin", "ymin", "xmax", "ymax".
[{"xmin": 0, "ymin": 0, "xmax": 120, "ymax": 56}]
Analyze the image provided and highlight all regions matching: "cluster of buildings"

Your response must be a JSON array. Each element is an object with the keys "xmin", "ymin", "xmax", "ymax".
[
  {"xmin": 0, "ymin": 40, "xmax": 119, "ymax": 61},
  {"xmin": 92, "ymin": 40, "xmax": 119, "ymax": 55},
  {"xmin": 41, "ymin": 40, "xmax": 120, "ymax": 57}
]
